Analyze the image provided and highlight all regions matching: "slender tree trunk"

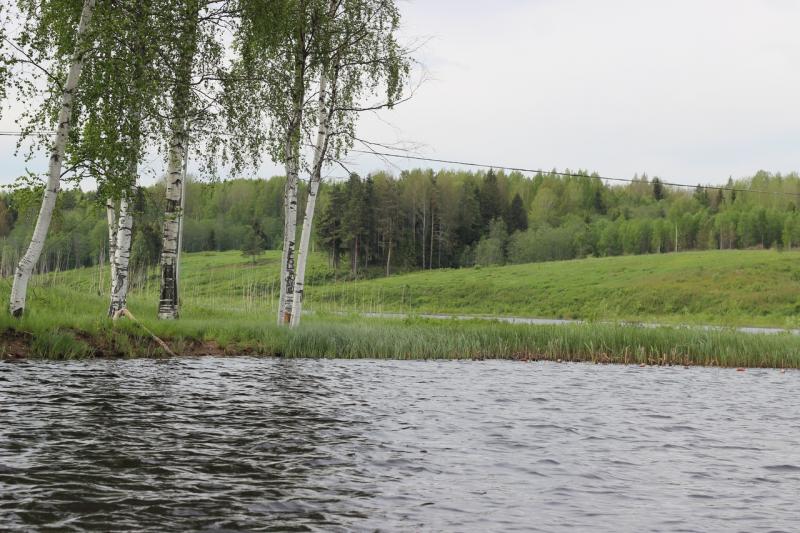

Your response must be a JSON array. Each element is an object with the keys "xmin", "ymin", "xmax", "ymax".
[
  {"xmin": 158, "ymin": 128, "xmax": 186, "ymax": 319},
  {"xmin": 675, "ymin": 224, "xmax": 678, "ymax": 253},
  {"xmin": 109, "ymin": 195, "xmax": 133, "ymax": 316},
  {"xmin": 8, "ymin": 0, "xmax": 96, "ymax": 317},
  {"xmin": 278, "ymin": 137, "xmax": 300, "ymax": 325},
  {"xmin": 386, "ymin": 239, "xmax": 392, "ymax": 277},
  {"xmin": 421, "ymin": 204, "xmax": 426, "ymax": 269},
  {"xmin": 429, "ymin": 206, "xmax": 434, "ymax": 270},
  {"xmin": 291, "ymin": 71, "xmax": 330, "ymax": 327},
  {"xmin": 106, "ymin": 199, "xmax": 118, "ymax": 285},
  {"xmin": 411, "ymin": 196, "xmax": 416, "ymax": 257},
  {"xmin": 277, "ymin": 34, "xmax": 307, "ymax": 326},
  {"xmin": 352, "ymin": 237, "xmax": 359, "ymax": 276},
  {"xmin": 290, "ymin": 177, "xmax": 319, "ymax": 326},
  {"xmin": 438, "ymin": 224, "xmax": 442, "ymax": 268},
  {"xmin": 176, "ymin": 144, "xmax": 188, "ymax": 293},
  {"xmin": 157, "ymin": 2, "xmax": 197, "ymax": 320}
]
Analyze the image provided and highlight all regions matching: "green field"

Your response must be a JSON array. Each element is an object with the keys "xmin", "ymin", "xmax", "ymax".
[
  {"xmin": 3, "ymin": 249, "xmax": 800, "ymax": 366},
  {"xmin": 33, "ymin": 248, "xmax": 800, "ymax": 327},
  {"xmin": 310, "ymin": 250, "xmax": 800, "ymax": 328}
]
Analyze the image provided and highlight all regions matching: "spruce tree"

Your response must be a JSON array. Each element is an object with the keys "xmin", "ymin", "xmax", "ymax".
[{"xmin": 508, "ymin": 193, "xmax": 528, "ymax": 233}]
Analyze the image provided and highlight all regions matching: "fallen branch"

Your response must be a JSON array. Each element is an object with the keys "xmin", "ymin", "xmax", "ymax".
[{"xmin": 113, "ymin": 308, "xmax": 178, "ymax": 357}]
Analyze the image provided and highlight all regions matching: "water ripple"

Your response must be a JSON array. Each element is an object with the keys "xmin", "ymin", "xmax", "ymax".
[{"xmin": 0, "ymin": 358, "xmax": 798, "ymax": 531}]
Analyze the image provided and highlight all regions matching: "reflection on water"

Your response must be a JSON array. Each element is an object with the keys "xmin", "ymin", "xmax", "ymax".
[{"xmin": 1, "ymin": 358, "xmax": 798, "ymax": 531}]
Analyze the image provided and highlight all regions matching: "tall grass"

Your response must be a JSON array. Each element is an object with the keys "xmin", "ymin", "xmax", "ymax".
[
  {"xmin": 3, "ymin": 305, "xmax": 800, "ymax": 367},
  {"xmin": 3, "ymin": 249, "xmax": 800, "ymax": 367},
  {"xmin": 22, "ymin": 249, "xmax": 800, "ymax": 328}
]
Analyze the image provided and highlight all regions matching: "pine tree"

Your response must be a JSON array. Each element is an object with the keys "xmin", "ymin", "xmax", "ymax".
[
  {"xmin": 479, "ymin": 169, "xmax": 504, "ymax": 228},
  {"xmin": 318, "ymin": 185, "xmax": 346, "ymax": 271},
  {"xmin": 508, "ymin": 193, "xmax": 528, "ymax": 233},
  {"xmin": 652, "ymin": 178, "xmax": 665, "ymax": 201}
]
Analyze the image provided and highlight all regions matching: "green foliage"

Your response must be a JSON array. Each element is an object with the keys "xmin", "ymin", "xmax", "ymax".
[
  {"xmin": 241, "ymin": 227, "xmax": 266, "ymax": 263},
  {"xmin": 479, "ymin": 169, "xmax": 504, "ymax": 226},
  {"xmin": 508, "ymin": 193, "xmax": 528, "ymax": 232},
  {"xmin": 5, "ymin": 169, "xmax": 800, "ymax": 280}
]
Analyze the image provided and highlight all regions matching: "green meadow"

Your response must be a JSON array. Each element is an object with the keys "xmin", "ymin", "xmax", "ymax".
[{"xmin": 2, "ymin": 249, "xmax": 800, "ymax": 366}]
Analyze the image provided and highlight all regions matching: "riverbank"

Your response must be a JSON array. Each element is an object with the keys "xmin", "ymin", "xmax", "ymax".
[
  {"xmin": 3, "ymin": 310, "xmax": 800, "ymax": 368},
  {"xmin": 4, "ymin": 249, "xmax": 800, "ymax": 366}
]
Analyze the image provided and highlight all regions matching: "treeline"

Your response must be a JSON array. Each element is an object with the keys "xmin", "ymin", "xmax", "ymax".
[
  {"xmin": 0, "ymin": 178, "xmax": 288, "ymax": 277},
  {"xmin": 2, "ymin": 169, "xmax": 800, "ymax": 278},
  {"xmin": 315, "ymin": 169, "xmax": 800, "ymax": 273}
]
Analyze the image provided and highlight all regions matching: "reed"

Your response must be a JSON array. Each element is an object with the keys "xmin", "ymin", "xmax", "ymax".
[
  {"xmin": 3, "ymin": 250, "xmax": 800, "ymax": 367},
  {"xmin": 3, "ymin": 305, "xmax": 800, "ymax": 368}
]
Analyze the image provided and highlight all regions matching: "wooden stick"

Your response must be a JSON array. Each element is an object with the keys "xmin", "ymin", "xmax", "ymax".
[{"xmin": 113, "ymin": 308, "xmax": 178, "ymax": 357}]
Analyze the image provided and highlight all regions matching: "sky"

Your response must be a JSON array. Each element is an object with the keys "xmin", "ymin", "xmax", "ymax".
[{"xmin": 2, "ymin": 0, "xmax": 799, "ymax": 188}]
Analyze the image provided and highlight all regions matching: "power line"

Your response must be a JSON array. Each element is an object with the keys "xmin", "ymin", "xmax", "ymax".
[
  {"xmin": 1, "ymin": 129, "xmax": 797, "ymax": 199},
  {"xmin": 0, "ymin": 131, "xmax": 51, "ymax": 136},
  {"xmin": 351, "ymin": 149, "xmax": 800, "ymax": 199}
]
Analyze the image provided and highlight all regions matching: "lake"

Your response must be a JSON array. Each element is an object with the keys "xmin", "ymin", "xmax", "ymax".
[{"xmin": 1, "ymin": 358, "xmax": 798, "ymax": 531}]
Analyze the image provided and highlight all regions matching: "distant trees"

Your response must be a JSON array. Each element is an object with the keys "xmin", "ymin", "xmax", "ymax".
[
  {"xmin": 241, "ymin": 227, "xmax": 266, "ymax": 263},
  {"xmin": 508, "ymin": 193, "xmax": 528, "ymax": 233},
  {"xmin": 308, "ymin": 169, "xmax": 800, "ymax": 270},
  {"xmin": 653, "ymin": 178, "xmax": 665, "ymax": 201},
  {"xmin": 4, "ymin": 169, "xmax": 800, "ymax": 286}
]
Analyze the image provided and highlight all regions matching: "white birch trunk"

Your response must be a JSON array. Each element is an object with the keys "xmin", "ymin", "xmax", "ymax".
[
  {"xmin": 278, "ymin": 139, "xmax": 300, "ymax": 325},
  {"xmin": 106, "ymin": 199, "xmax": 117, "ymax": 285},
  {"xmin": 109, "ymin": 196, "xmax": 133, "ymax": 316},
  {"xmin": 8, "ymin": 0, "xmax": 96, "ymax": 317},
  {"xmin": 176, "ymin": 144, "xmax": 188, "ymax": 290},
  {"xmin": 290, "ymin": 73, "xmax": 330, "ymax": 327},
  {"xmin": 158, "ymin": 128, "xmax": 186, "ymax": 319}
]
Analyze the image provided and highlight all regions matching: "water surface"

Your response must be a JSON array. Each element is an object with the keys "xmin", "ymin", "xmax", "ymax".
[{"xmin": 1, "ymin": 358, "xmax": 798, "ymax": 531}]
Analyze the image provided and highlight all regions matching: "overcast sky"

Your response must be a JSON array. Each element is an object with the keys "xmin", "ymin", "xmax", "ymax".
[{"xmin": 2, "ymin": 0, "xmax": 799, "ymax": 187}]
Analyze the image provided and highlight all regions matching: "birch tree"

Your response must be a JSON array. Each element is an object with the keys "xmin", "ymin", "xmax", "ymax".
[
  {"xmin": 227, "ymin": 0, "xmax": 321, "ymax": 325},
  {"xmin": 155, "ymin": 0, "xmax": 230, "ymax": 319},
  {"xmin": 155, "ymin": 1, "xmax": 199, "ymax": 319},
  {"xmin": 228, "ymin": 0, "xmax": 409, "ymax": 325},
  {"xmin": 60, "ymin": 0, "xmax": 163, "ymax": 317},
  {"xmin": 275, "ymin": 2, "xmax": 313, "ymax": 326},
  {"xmin": 290, "ymin": 0, "xmax": 410, "ymax": 325},
  {"xmin": 6, "ymin": 0, "xmax": 96, "ymax": 316},
  {"xmin": 95, "ymin": 4, "xmax": 161, "ymax": 316},
  {"xmin": 1, "ymin": 0, "xmax": 168, "ymax": 317}
]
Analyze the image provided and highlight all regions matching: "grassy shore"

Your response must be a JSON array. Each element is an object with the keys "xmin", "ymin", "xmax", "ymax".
[
  {"xmin": 2, "ymin": 249, "xmax": 800, "ymax": 366},
  {"xmin": 2, "ymin": 304, "xmax": 800, "ymax": 367}
]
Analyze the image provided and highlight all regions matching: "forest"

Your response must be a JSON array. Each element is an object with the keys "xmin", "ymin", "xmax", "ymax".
[{"xmin": 2, "ymin": 168, "xmax": 799, "ymax": 280}]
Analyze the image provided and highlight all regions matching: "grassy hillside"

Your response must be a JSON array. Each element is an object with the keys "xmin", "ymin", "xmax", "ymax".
[
  {"xmin": 310, "ymin": 250, "xmax": 800, "ymax": 328},
  {"xmin": 3, "ymin": 249, "xmax": 800, "ymax": 365},
  {"xmin": 15, "ymin": 249, "xmax": 800, "ymax": 328}
]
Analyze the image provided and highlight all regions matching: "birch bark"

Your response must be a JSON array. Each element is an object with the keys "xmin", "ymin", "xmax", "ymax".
[
  {"xmin": 290, "ymin": 71, "xmax": 329, "ymax": 327},
  {"xmin": 278, "ymin": 136, "xmax": 300, "ymax": 325},
  {"xmin": 277, "ymin": 42, "xmax": 306, "ymax": 325},
  {"xmin": 8, "ymin": 0, "xmax": 96, "ymax": 317},
  {"xmin": 158, "ymin": 128, "xmax": 186, "ymax": 319},
  {"xmin": 157, "ymin": 2, "xmax": 198, "ymax": 320},
  {"xmin": 109, "ymin": 195, "xmax": 133, "ymax": 316},
  {"xmin": 106, "ymin": 199, "xmax": 117, "ymax": 284}
]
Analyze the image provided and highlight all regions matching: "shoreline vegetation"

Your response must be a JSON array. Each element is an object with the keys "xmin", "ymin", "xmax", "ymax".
[
  {"xmin": 3, "ymin": 249, "xmax": 800, "ymax": 368},
  {"xmin": 3, "ymin": 313, "xmax": 800, "ymax": 368}
]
